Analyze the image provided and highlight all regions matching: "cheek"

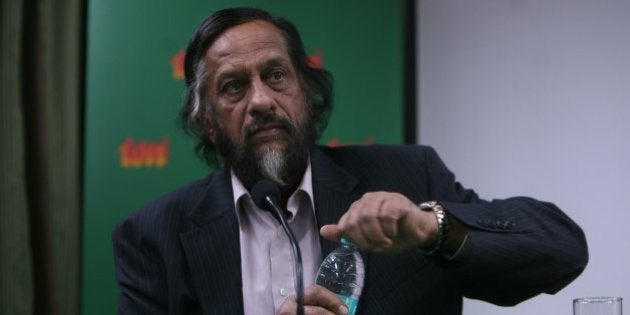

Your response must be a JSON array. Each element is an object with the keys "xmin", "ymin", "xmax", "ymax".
[
  {"xmin": 221, "ymin": 107, "xmax": 249, "ymax": 138},
  {"xmin": 280, "ymin": 85, "xmax": 308, "ymax": 119},
  {"xmin": 290, "ymin": 93, "xmax": 310, "ymax": 123}
]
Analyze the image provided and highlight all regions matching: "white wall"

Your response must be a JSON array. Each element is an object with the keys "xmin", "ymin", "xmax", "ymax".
[{"xmin": 418, "ymin": 1, "xmax": 630, "ymax": 314}]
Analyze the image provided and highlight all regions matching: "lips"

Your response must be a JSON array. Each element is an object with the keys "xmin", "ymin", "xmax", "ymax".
[
  {"xmin": 246, "ymin": 121, "xmax": 290, "ymax": 141},
  {"xmin": 244, "ymin": 114, "xmax": 297, "ymax": 144},
  {"xmin": 250, "ymin": 124, "xmax": 284, "ymax": 138}
]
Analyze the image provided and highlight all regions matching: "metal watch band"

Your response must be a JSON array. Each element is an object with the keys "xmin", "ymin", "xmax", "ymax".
[{"xmin": 419, "ymin": 201, "xmax": 449, "ymax": 256}]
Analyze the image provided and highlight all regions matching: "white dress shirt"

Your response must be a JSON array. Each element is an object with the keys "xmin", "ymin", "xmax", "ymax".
[{"xmin": 231, "ymin": 163, "xmax": 322, "ymax": 314}]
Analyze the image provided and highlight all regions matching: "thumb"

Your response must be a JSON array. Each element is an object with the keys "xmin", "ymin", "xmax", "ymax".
[{"xmin": 320, "ymin": 224, "xmax": 343, "ymax": 242}]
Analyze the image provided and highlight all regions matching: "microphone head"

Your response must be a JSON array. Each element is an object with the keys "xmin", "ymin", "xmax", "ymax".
[{"xmin": 251, "ymin": 179, "xmax": 281, "ymax": 210}]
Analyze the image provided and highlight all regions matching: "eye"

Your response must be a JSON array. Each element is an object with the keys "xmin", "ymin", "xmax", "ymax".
[
  {"xmin": 221, "ymin": 80, "xmax": 246, "ymax": 94},
  {"xmin": 268, "ymin": 70, "xmax": 285, "ymax": 82}
]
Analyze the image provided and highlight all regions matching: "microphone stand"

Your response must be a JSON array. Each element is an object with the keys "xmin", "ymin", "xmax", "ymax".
[{"xmin": 262, "ymin": 196, "xmax": 305, "ymax": 315}]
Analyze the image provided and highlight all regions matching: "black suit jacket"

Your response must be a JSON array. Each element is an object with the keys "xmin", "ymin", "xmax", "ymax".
[{"xmin": 113, "ymin": 145, "xmax": 588, "ymax": 314}]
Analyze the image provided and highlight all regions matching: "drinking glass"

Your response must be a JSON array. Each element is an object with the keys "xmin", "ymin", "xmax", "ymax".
[{"xmin": 574, "ymin": 297, "xmax": 622, "ymax": 315}]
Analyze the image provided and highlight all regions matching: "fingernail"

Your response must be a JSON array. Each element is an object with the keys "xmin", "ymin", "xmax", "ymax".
[{"xmin": 339, "ymin": 305, "xmax": 349, "ymax": 315}]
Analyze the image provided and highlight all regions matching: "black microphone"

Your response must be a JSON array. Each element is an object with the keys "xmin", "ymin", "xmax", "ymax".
[
  {"xmin": 251, "ymin": 180, "xmax": 285, "ymax": 222},
  {"xmin": 251, "ymin": 180, "xmax": 304, "ymax": 315}
]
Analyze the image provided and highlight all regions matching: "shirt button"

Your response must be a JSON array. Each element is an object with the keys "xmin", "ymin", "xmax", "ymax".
[{"xmin": 280, "ymin": 288, "xmax": 290, "ymax": 296}]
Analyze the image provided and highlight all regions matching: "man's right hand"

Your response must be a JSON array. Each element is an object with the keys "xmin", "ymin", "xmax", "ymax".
[{"xmin": 277, "ymin": 284, "xmax": 349, "ymax": 315}]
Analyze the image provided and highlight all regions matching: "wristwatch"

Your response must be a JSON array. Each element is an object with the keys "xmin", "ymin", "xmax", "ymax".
[{"xmin": 419, "ymin": 201, "xmax": 449, "ymax": 256}]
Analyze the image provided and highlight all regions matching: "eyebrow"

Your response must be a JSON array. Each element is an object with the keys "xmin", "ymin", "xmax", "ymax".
[
  {"xmin": 213, "ymin": 56, "xmax": 292, "ymax": 87},
  {"xmin": 260, "ymin": 56, "xmax": 290, "ymax": 69}
]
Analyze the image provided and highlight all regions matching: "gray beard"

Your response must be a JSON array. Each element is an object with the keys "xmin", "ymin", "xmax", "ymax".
[
  {"xmin": 259, "ymin": 147, "xmax": 287, "ymax": 186},
  {"xmin": 211, "ymin": 113, "xmax": 314, "ymax": 197}
]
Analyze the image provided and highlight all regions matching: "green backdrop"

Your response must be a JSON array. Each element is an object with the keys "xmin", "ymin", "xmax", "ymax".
[{"xmin": 82, "ymin": 1, "xmax": 406, "ymax": 313}]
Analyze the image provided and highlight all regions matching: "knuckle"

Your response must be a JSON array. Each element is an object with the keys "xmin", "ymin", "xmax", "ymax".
[
  {"xmin": 362, "ymin": 192, "xmax": 377, "ymax": 198},
  {"xmin": 358, "ymin": 213, "xmax": 374, "ymax": 224},
  {"xmin": 345, "ymin": 220, "xmax": 358, "ymax": 231},
  {"xmin": 380, "ymin": 205, "xmax": 401, "ymax": 219},
  {"xmin": 379, "ymin": 212, "xmax": 398, "ymax": 224}
]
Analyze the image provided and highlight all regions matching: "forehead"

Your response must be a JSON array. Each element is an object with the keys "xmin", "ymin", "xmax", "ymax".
[{"xmin": 205, "ymin": 20, "xmax": 290, "ymax": 67}]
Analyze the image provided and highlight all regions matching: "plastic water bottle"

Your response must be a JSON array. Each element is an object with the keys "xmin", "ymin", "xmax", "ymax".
[{"xmin": 316, "ymin": 238, "xmax": 365, "ymax": 315}]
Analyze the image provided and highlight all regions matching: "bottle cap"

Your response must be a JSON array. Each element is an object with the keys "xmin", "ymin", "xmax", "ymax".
[{"xmin": 340, "ymin": 237, "xmax": 352, "ymax": 245}]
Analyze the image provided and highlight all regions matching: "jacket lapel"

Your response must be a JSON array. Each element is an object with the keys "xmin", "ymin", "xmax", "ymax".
[
  {"xmin": 311, "ymin": 146, "xmax": 373, "ymax": 313},
  {"xmin": 310, "ymin": 147, "xmax": 362, "ymax": 257},
  {"xmin": 179, "ymin": 169, "xmax": 244, "ymax": 314}
]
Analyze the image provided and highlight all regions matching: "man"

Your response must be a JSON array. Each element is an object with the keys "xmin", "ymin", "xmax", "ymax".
[{"xmin": 113, "ymin": 7, "xmax": 588, "ymax": 315}]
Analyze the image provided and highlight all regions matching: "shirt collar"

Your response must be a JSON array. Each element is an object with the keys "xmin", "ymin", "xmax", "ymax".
[{"xmin": 231, "ymin": 159, "xmax": 314, "ymax": 219}]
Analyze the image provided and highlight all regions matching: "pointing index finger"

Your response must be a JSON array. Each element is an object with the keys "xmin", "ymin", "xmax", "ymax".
[{"xmin": 320, "ymin": 224, "xmax": 343, "ymax": 242}]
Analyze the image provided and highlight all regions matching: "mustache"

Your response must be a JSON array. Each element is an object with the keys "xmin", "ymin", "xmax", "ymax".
[{"xmin": 243, "ymin": 114, "xmax": 297, "ymax": 140}]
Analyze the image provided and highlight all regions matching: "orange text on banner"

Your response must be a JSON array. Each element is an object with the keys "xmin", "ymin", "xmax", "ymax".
[{"xmin": 118, "ymin": 136, "xmax": 170, "ymax": 168}]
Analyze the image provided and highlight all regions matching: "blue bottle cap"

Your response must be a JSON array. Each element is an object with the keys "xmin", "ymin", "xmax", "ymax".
[{"xmin": 340, "ymin": 237, "xmax": 352, "ymax": 244}]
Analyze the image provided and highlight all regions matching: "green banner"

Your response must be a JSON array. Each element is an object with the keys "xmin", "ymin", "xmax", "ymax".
[{"xmin": 82, "ymin": 1, "xmax": 405, "ymax": 313}]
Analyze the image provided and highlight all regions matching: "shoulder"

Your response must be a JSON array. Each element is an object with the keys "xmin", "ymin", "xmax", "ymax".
[
  {"xmin": 313, "ymin": 144, "xmax": 445, "ymax": 186},
  {"xmin": 113, "ymin": 170, "xmax": 226, "ymax": 238},
  {"xmin": 145, "ymin": 175, "xmax": 213, "ymax": 210},
  {"xmin": 319, "ymin": 144, "xmax": 440, "ymax": 166},
  {"xmin": 310, "ymin": 144, "xmax": 449, "ymax": 199}
]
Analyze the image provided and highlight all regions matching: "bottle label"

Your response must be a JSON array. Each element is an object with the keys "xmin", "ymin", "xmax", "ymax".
[{"xmin": 338, "ymin": 294, "xmax": 359, "ymax": 315}]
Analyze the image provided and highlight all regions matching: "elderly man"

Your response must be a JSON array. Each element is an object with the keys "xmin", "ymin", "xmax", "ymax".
[{"xmin": 113, "ymin": 7, "xmax": 588, "ymax": 315}]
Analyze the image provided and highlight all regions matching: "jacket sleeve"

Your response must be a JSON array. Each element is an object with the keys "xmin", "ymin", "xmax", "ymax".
[{"xmin": 422, "ymin": 146, "xmax": 589, "ymax": 306}]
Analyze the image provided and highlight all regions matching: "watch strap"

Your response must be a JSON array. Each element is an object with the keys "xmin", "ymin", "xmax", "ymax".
[{"xmin": 419, "ymin": 201, "xmax": 449, "ymax": 256}]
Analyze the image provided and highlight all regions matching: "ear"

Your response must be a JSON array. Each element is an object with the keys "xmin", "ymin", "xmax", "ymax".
[
  {"xmin": 201, "ymin": 116, "xmax": 217, "ymax": 143},
  {"xmin": 208, "ymin": 126, "xmax": 217, "ymax": 143}
]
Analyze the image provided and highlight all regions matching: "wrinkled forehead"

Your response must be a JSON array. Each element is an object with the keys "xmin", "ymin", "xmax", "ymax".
[{"xmin": 205, "ymin": 20, "xmax": 289, "ymax": 61}]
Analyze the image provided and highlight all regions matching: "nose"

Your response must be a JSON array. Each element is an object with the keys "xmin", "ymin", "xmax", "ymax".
[{"xmin": 247, "ymin": 79, "xmax": 275, "ymax": 116}]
